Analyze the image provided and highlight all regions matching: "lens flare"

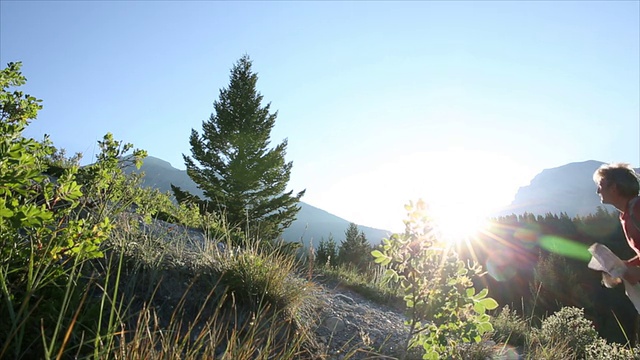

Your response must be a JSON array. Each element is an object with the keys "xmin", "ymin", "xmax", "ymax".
[
  {"xmin": 538, "ymin": 235, "xmax": 591, "ymax": 262},
  {"xmin": 486, "ymin": 257, "xmax": 517, "ymax": 282},
  {"xmin": 513, "ymin": 226, "xmax": 539, "ymax": 248}
]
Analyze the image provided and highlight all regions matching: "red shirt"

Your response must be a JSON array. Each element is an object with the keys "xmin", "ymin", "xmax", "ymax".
[{"xmin": 620, "ymin": 196, "xmax": 640, "ymax": 266}]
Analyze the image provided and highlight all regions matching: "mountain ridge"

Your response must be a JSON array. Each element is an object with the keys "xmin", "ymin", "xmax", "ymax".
[
  {"xmin": 130, "ymin": 156, "xmax": 635, "ymax": 244},
  {"xmin": 497, "ymin": 160, "xmax": 637, "ymax": 218},
  {"xmin": 127, "ymin": 156, "xmax": 391, "ymax": 245}
]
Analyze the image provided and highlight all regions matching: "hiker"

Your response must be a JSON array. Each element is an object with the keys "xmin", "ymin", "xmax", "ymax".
[{"xmin": 593, "ymin": 162, "xmax": 640, "ymax": 284}]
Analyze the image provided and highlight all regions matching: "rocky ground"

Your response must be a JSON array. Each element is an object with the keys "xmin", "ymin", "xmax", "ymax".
[{"xmin": 309, "ymin": 275, "xmax": 410, "ymax": 359}]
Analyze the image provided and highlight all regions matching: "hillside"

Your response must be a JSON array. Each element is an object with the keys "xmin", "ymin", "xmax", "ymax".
[
  {"xmin": 498, "ymin": 160, "xmax": 631, "ymax": 217},
  {"xmin": 126, "ymin": 156, "xmax": 391, "ymax": 245},
  {"xmin": 130, "ymin": 157, "xmax": 640, "ymax": 242}
]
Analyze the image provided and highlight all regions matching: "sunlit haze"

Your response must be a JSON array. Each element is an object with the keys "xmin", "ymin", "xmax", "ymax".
[{"xmin": 1, "ymin": 1, "xmax": 638, "ymax": 233}]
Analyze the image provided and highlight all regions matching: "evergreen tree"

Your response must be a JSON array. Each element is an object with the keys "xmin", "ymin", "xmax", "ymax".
[
  {"xmin": 338, "ymin": 223, "xmax": 371, "ymax": 270},
  {"xmin": 172, "ymin": 55, "xmax": 305, "ymax": 240},
  {"xmin": 316, "ymin": 233, "xmax": 338, "ymax": 267}
]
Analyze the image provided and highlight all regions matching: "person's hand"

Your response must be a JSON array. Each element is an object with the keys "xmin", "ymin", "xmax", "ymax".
[
  {"xmin": 602, "ymin": 272, "xmax": 622, "ymax": 288},
  {"xmin": 624, "ymin": 265, "xmax": 640, "ymax": 285}
]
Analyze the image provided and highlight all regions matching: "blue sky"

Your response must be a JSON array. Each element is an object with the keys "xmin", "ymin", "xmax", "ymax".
[{"xmin": 1, "ymin": 1, "xmax": 639, "ymax": 232}]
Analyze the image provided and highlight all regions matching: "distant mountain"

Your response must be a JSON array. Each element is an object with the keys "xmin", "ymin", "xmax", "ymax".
[
  {"xmin": 129, "ymin": 157, "xmax": 632, "ymax": 242},
  {"xmin": 497, "ymin": 160, "xmax": 637, "ymax": 218},
  {"xmin": 126, "ymin": 156, "xmax": 391, "ymax": 245}
]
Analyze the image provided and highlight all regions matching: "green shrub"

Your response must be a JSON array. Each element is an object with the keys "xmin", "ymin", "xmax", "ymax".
[
  {"xmin": 372, "ymin": 200, "xmax": 498, "ymax": 359},
  {"xmin": 76, "ymin": 132, "xmax": 147, "ymax": 223},
  {"xmin": 584, "ymin": 338, "xmax": 640, "ymax": 360},
  {"xmin": 0, "ymin": 62, "xmax": 112, "ymax": 358},
  {"xmin": 533, "ymin": 306, "xmax": 599, "ymax": 359}
]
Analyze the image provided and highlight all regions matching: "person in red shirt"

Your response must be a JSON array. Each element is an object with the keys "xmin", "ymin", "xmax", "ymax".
[{"xmin": 593, "ymin": 162, "xmax": 640, "ymax": 284}]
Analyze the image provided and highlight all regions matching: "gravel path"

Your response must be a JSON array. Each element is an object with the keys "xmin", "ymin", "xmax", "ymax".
[{"xmin": 309, "ymin": 276, "xmax": 410, "ymax": 359}]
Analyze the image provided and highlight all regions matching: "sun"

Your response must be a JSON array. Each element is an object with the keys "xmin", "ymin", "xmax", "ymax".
[
  {"xmin": 428, "ymin": 202, "xmax": 492, "ymax": 244},
  {"xmin": 405, "ymin": 148, "xmax": 534, "ymax": 243}
]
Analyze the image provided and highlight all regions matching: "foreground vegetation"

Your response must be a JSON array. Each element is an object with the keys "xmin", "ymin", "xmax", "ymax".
[{"xmin": 3, "ymin": 60, "xmax": 640, "ymax": 359}]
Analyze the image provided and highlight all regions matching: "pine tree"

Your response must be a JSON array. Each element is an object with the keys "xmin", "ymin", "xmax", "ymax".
[
  {"xmin": 316, "ymin": 233, "xmax": 338, "ymax": 267},
  {"xmin": 172, "ymin": 55, "xmax": 305, "ymax": 240},
  {"xmin": 338, "ymin": 223, "xmax": 371, "ymax": 271}
]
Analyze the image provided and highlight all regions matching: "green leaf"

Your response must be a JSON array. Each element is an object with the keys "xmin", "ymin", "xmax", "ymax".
[
  {"xmin": 58, "ymin": 180, "xmax": 83, "ymax": 200},
  {"xmin": 473, "ymin": 287, "xmax": 489, "ymax": 300},
  {"xmin": 372, "ymin": 250, "xmax": 391, "ymax": 265},
  {"xmin": 479, "ymin": 298, "xmax": 499, "ymax": 310},
  {"xmin": 477, "ymin": 322, "xmax": 493, "ymax": 333},
  {"xmin": 0, "ymin": 203, "xmax": 13, "ymax": 218},
  {"xmin": 473, "ymin": 302, "xmax": 485, "ymax": 314}
]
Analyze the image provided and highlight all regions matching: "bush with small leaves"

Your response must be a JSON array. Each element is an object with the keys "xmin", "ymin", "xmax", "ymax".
[
  {"xmin": 76, "ymin": 132, "xmax": 147, "ymax": 223},
  {"xmin": 372, "ymin": 200, "xmax": 498, "ymax": 359},
  {"xmin": 584, "ymin": 338, "xmax": 640, "ymax": 360},
  {"xmin": 533, "ymin": 306, "xmax": 599, "ymax": 359},
  {"xmin": 0, "ymin": 62, "xmax": 154, "ymax": 359},
  {"xmin": 132, "ymin": 186, "xmax": 205, "ymax": 227},
  {"xmin": 0, "ymin": 62, "xmax": 113, "ymax": 358}
]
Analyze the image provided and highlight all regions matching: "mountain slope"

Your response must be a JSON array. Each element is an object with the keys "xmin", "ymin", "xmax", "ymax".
[
  {"xmin": 130, "ymin": 157, "xmax": 633, "ymax": 242},
  {"xmin": 499, "ymin": 160, "xmax": 632, "ymax": 217},
  {"xmin": 128, "ymin": 156, "xmax": 391, "ymax": 244}
]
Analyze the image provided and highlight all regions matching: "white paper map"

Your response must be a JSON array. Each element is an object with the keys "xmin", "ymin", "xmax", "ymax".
[{"xmin": 588, "ymin": 243, "xmax": 640, "ymax": 314}]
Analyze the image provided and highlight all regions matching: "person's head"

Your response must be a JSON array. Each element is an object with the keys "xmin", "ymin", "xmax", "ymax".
[{"xmin": 593, "ymin": 163, "xmax": 640, "ymax": 203}]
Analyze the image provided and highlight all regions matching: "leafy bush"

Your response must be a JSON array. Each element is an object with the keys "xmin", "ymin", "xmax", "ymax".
[
  {"xmin": 584, "ymin": 338, "xmax": 639, "ymax": 360},
  {"xmin": 372, "ymin": 200, "xmax": 498, "ymax": 359},
  {"xmin": 132, "ymin": 185, "xmax": 207, "ymax": 229},
  {"xmin": 0, "ymin": 62, "xmax": 112, "ymax": 358},
  {"xmin": 76, "ymin": 132, "xmax": 147, "ymax": 223},
  {"xmin": 533, "ymin": 306, "xmax": 599, "ymax": 359},
  {"xmin": 0, "ymin": 62, "xmax": 162, "ymax": 358}
]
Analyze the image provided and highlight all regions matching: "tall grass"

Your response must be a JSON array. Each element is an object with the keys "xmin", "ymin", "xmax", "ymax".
[
  {"xmin": 1, "ymin": 213, "xmax": 322, "ymax": 359},
  {"xmin": 318, "ymin": 263, "xmax": 402, "ymax": 308}
]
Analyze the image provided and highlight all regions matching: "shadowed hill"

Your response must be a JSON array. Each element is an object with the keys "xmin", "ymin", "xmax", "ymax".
[{"xmin": 126, "ymin": 156, "xmax": 391, "ymax": 245}]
